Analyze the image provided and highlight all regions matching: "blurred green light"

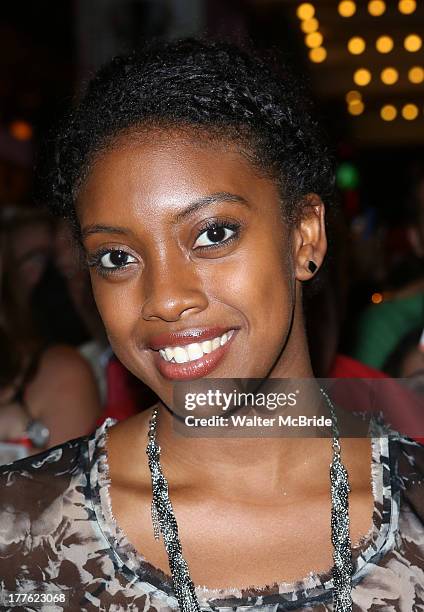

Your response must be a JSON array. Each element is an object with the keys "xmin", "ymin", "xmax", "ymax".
[{"xmin": 336, "ymin": 162, "xmax": 360, "ymax": 190}]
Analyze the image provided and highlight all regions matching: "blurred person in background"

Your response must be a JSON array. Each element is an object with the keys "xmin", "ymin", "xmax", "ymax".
[
  {"xmin": 352, "ymin": 165, "xmax": 424, "ymax": 371},
  {"xmin": 3, "ymin": 206, "xmax": 53, "ymax": 300},
  {"xmin": 305, "ymin": 211, "xmax": 388, "ymax": 379},
  {"xmin": 0, "ymin": 207, "xmax": 102, "ymax": 463}
]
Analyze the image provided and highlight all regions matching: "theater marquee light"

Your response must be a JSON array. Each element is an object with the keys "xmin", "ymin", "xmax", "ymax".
[
  {"xmin": 297, "ymin": 3, "xmax": 315, "ymax": 20},
  {"xmin": 348, "ymin": 37, "xmax": 366, "ymax": 55},
  {"xmin": 354, "ymin": 68, "xmax": 372, "ymax": 86},
  {"xmin": 338, "ymin": 1, "xmax": 356, "ymax": 17},
  {"xmin": 408, "ymin": 66, "xmax": 424, "ymax": 84},
  {"xmin": 402, "ymin": 103, "xmax": 419, "ymax": 120},
  {"xmin": 376, "ymin": 35, "xmax": 394, "ymax": 53},
  {"xmin": 404, "ymin": 34, "xmax": 422, "ymax": 52},
  {"xmin": 380, "ymin": 105, "xmax": 397, "ymax": 121},
  {"xmin": 309, "ymin": 46, "xmax": 327, "ymax": 62},
  {"xmin": 348, "ymin": 99, "xmax": 365, "ymax": 115},
  {"xmin": 345, "ymin": 90, "xmax": 362, "ymax": 103},
  {"xmin": 301, "ymin": 18, "xmax": 319, "ymax": 33},
  {"xmin": 295, "ymin": 0, "xmax": 422, "ymax": 120},
  {"xmin": 398, "ymin": 0, "xmax": 416, "ymax": 15},
  {"xmin": 381, "ymin": 67, "xmax": 399, "ymax": 85},
  {"xmin": 368, "ymin": 0, "xmax": 386, "ymax": 16}
]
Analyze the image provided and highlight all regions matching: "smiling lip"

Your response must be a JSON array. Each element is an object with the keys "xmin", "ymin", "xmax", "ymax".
[
  {"xmin": 150, "ymin": 327, "xmax": 239, "ymax": 380},
  {"xmin": 148, "ymin": 326, "xmax": 237, "ymax": 350}
]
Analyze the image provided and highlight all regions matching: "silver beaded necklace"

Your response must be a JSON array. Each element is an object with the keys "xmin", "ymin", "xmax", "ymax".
[{"xmin": 146, "ymin": 388, "xmax": 353, "ymax": 612}]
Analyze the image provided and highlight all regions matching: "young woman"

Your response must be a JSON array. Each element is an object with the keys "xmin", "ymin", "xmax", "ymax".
[{"xmin": 0, "ymin": 40, "xmax": 422, "ymax": 611}]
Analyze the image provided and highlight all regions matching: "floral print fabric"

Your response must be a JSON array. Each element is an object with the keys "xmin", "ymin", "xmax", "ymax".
[{"xmin": 0, "ymin": 418, "xmax": 423, "ymax": 611}]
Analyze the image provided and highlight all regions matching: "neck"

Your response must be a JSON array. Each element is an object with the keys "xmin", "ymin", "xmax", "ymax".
[
  {"xmin": 155, "ymin": 404, "xmax": 332, "ymax": 503},
  {"xmin": 154, "ymin": 301, "xmax": 328, "ymax": 501}
]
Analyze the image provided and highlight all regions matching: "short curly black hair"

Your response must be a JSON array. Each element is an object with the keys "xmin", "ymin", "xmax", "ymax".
[{"xmin": 44, "ymin": 38, "xmax": 335, "ymax": 228}]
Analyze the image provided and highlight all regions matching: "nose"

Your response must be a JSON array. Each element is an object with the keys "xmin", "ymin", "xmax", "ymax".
[{"xmin": 141, "ymin": 258, "xmax": 209, "ymax": 322}]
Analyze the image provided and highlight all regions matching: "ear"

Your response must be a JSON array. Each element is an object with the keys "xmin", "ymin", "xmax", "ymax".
[{"xmin": 292, "ymin": 194, "xmax": 327, "ymax": 281}]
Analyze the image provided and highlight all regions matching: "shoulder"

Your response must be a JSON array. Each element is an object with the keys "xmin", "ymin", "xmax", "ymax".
[
  {"xmin": 0, "ymin": 418, "xmax": 115, "ymax": 505},
  {"xmin": 0, "ymin": 435, "xmax": 88, "ymax": 505},
  {"xmin": 390, "ymin": 435, "xmax": 424, "ymax": 522},
  {"xmin": 0, "ymin": 438, "xmax": 88, "ymax": 577},
  {"xmin": 0, "ymin": 422, "xmax": 112, "ymax": 548},
  {"xmin": 38, "ymin": 344, "xmax": 96, "ymax": 380},
  {"xmin": 0, "ymin": 427, "xmax": 106, "ymax": 590},
  {"xmin": 392, "ymin": 435, "xmax": 424, "ymax": 476},
  {"xmin": 27, "ymin": 345, "xmax": 100, "ymax": 413}
]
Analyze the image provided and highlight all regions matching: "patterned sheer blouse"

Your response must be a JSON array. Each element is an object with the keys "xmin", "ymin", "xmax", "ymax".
[{"xmin": 0, "ymin": 418, "xmax": 423, "ymax": 611}]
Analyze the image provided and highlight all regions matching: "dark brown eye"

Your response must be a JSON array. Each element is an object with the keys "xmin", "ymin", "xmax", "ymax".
[
  {"xmin": 207, "ymin": 226, "xmax": 226, "ymax": 242},
  {"xmin": 99, "ymin": 250, "xmax": 136, "ymax": 269},
  {"xmin": 193, "ymin": 224, "xmax": 237, "ymax": 249}
]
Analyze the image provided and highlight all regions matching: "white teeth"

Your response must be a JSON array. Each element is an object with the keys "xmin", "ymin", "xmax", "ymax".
[
  {"xmin": 165, "ymin": 347, "xmax": 174, "ymax": 361},
  {"xmin": 201, "ymin": 340, "xmax": 213, "ymax": 354},
  {"xmin": 187, "ymin": 343, "xmax": 203, "ymax": 360},
  {"xmin": 174, "ymin": 347, "xmax": 189, "ymax": 363},
  {"xmin": 158, "ymin": 330, "xmax": 236, "ymax": 363}
]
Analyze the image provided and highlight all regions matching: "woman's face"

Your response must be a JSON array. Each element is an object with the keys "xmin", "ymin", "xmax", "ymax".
[{"xmin": 77, "ymin": 130, "xmax": 323, "ymax": 407}]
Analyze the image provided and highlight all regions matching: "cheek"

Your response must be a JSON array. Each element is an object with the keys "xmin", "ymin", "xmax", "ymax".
[
  {"xmin": 212, "ymin": 239, "xmax": 294, "ymax": 348},
  {"xmin": 89, "ymin": 275, "xmax": 139, "ymax": 347},
  {"xmin": 90, "ymin": 276, "xmax": 154, "ymax": 382},
  {"xmin": 243, "ymin": 258, "xmax": 292, "ymax": 333}
]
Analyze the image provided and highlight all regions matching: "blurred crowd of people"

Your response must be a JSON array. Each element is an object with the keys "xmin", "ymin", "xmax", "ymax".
[
  {"xmin": 307, "ymin": 161, "xmax": 424, "ymax": 387},
  {"xmin": 351, "ymin": 165, "xmax": 424, "ymax": 381}
]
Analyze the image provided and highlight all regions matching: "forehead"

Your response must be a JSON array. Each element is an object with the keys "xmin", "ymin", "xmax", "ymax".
[{"xmin": 76, "ymin": 129, "xmax": 280, "ymax": 225}]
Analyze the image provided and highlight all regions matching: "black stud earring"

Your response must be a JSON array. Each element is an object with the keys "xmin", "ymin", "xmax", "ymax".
[{"xmin": 308, "ymin": 260, "xmax": 317, "ymax": 274}]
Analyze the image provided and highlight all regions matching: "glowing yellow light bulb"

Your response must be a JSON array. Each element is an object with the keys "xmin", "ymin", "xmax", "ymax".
[
  {"xmin": 380, "ymin": 105, "xmax": 397, "ymax": 121},
  {"xmin": 348, "ymin": 37, "xmax": 366, "ymax": 55},
  {"xmin": 309, "ymin": 47, "xmax": 327, "ymax": 63},
  {"xmin": 408, "ymin": 66, "xmax": 424, "ymax": 84},
  {"xmin": 376, "ymin": 36, "xmax": 394, "ymax": 53},
  {"xmin": 348, "ymin": 100, "xmax": 365, "ymax": 115},
  {"xmin": 345, "ymin": 90, "xmax": 362, "ymax": 103},
  {"xmin": 353, "ymin": 68, "xmax": 372, "ymax": 86},
  {"xmin": 301, "ymin": 18, "xmax": 319, "ymax": 33},
  {"xmin": 338, "ymin": 1, "xmax": 356, "ymax": 17},
  {"xmin": 297, "ymin": 3, "xmax": 315, "ymax": 20},
  {"xmin": 381, "ymin": 67, "xmax": 399, "ymax": 85},
  {"xmin": 305, "ymin": 31, "xmax": 323, "ymax": 48},
  {"xmin": 398, "ymin": 0, "xmax": 416, "ymax": 14},
  {"xmin": 402, "ymin": 103, "xmax": 418, "ymax": 120},
  {"xmin": 404, "ymin": 34, "xmax": 422, "ymax": 52},
  {"xmin": 368, "ymin": 0, "xmax": 386, "ymax": 16}
]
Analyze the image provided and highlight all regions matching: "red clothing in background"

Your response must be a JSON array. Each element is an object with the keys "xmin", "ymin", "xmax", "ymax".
[
  {"xmin": 330, "ymin": 354, "xmax": 388, "ymax": 378},
  {"xmin": 97, "ymin": 357, "xmax": 157, "ymax": 425}
]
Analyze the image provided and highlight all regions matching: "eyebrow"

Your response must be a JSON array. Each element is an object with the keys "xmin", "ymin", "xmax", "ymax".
[
  {"xmin": 81, "ymin": 191, "xmax": 249, "ymax": 239},
  {"xmin": 81, "ymin": 224, "xmax": 129, "ymax": 239},
  {"xmin": 173, "ymin": 191, "xmax": 249, "ymax": 222}
]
